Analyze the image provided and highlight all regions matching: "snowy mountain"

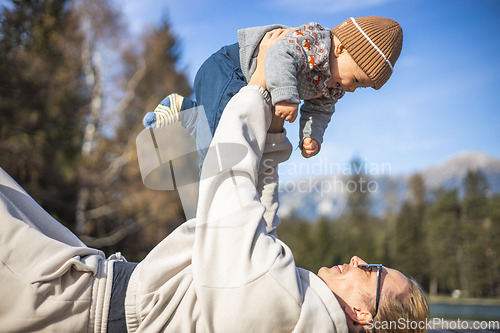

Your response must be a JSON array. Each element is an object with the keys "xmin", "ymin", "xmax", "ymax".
[
  {"xmin": 422, "ymin": 151, "xmax": 500, "ymax": 194},
  {"xmin": 278, "ymin": 151, "xmax": 500, "ymax": 221}
]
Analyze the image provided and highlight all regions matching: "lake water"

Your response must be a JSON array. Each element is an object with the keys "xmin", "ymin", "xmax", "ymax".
[{"xmin": 430, "ymin": 303, "xmax": 500, "ymax": 321}]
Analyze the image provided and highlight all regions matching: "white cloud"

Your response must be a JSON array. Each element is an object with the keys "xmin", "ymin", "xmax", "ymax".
[{"xmin": 269, "ymin": 0, "xmax": 401, "ymax": 14}]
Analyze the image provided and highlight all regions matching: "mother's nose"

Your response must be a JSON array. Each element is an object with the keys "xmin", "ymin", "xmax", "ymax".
[{"xmin": 350, "ymin": 256, "xmax": 368, "ymax": 267}]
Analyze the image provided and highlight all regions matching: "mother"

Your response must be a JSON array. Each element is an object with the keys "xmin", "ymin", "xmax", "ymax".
[{"xmin": 0, "ymin": 31, "xmax": 429, "ymax": 333}]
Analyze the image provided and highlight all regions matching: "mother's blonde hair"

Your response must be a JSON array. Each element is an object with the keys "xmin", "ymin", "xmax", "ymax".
[{"xmin": 358, "ymin": 277, "xmax": 430, "ymax": 333}]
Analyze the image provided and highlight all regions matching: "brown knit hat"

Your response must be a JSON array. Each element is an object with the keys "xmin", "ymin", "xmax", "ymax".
[{"xmin": 331, "ymin": 16, "xmax": 403, "ymax": 90}]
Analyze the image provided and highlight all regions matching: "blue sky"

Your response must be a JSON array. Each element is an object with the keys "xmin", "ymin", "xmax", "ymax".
[
  {"xmin": 4, "ymin": 0, "xmax": 499, "ymax": 182},
  {"xmin": 118, "ymin": 0, "xmax": 500, "ymax": 182}
]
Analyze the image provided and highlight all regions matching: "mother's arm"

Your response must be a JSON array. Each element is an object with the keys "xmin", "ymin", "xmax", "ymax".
[
  {"xmin": 191, "ymin": 30, "xmax": 301, "ymax": 330},
  {"xmin": 249, "ymin": 29, "xmax": 291, "ymax": 134},
  {"xmin": 192, "ymin": 84, "xmax": 301, "ymax": 331},
  {"xmin": 252, "ymin": 29, "xmax": 292, "ymax": 235}
]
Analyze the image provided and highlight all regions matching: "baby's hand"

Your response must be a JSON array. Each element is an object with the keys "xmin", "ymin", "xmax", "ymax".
[
  {"xmin": 301, "ymin": 137, "xmax": 319, "ymax": 158},
  {"xmin": 275, "ymin": 101, "xmax": 299, "ymax": 123}
]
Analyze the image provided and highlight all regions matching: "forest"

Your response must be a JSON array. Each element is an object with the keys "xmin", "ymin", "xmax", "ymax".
[
  {"xmin": 1, "ymin": 0, "xmax": 499, "ymax": 298},
  {"xmin": 279, "ymin": 168, "xmax": 500, "ymax": 298}
]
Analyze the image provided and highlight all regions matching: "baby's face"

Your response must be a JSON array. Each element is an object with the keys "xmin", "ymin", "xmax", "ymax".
[{"xmin": 328, "ymin": 44, "xmax": 374, "ymax": 92}]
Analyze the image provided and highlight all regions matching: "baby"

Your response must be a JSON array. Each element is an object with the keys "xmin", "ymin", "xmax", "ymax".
[{"xmin": 143, "ymin": 16, "xmax": 403, "ymax": 165}]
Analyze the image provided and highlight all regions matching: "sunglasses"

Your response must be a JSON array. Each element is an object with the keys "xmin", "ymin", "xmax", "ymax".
[{"xmin": 358, "ymin": 264, "xmax": 383, "ymax": 322}]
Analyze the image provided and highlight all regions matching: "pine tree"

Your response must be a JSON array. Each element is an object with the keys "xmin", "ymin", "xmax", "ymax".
[
  {"xmin": 76, "ymin": 15, "xmax": 192, "ymax": 261},
  {"xmin": 426, "ymin": 188, "xmax": 461, "ymax": 294},
  {"xmin": 463, "ymin": 169, "xmax": 489, "ymax": 220},
  {"xmin": 0, "ymin": 1, "xmax": 192, "ymax": 260},
  {"xmin": 338, "ymin": 157, "xmax": 377, "ymax": 264},
  {"xmin": 278, "ymin": 215, "xmax": 316, "ymax": 271},
  {"xmin": 393, "ymin": 174, "xmax": 429, "ymax": 285},
  {"xmin": 0, "ymin": 0, "xmax": 87, "ymax": 226},
  {"xmin": 311, "ymin": 217, "xmax": 338, "ymax": 273},
  {"xmin": 486, "ymin": 194, "xmax": 500, "ymax": 296},
  {"xmin": 460, "ymin": 169, "xmax": 493, "ymax": 296}
]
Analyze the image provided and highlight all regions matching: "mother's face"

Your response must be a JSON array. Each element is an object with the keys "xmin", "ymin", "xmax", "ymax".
[{"xmin": 318, "ymin": 256, "xmax": 408, "ymax": 323}]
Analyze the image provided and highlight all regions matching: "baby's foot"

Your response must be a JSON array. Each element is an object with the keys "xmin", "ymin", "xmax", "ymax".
[{"xmin": 143, "ymin": 93, "xmax": 186, "ymax": 129}]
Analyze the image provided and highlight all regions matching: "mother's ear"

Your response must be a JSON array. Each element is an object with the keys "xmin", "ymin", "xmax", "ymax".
[{"xmin": 344, "ymin": 304, "xmax": 373, "ymax": 326}]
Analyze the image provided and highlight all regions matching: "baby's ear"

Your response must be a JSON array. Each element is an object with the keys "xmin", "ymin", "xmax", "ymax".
[
  {"xmin": 333, "ymin": 40, "xmax": 347, "ymax": 58},
  {"xmin": 332, "ymin": 34, "xmax": 346, "ymax": 57}
]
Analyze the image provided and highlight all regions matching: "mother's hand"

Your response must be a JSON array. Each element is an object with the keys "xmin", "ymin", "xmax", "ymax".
[{"xmin": 248, "ymin": 28, "xmax": 293, "ymax": 89}]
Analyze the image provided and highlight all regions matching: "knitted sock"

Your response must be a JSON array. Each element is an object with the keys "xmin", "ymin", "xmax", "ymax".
[{"xmin": 143, "ymin": 94, "xmax": 195, "ymax": 129}]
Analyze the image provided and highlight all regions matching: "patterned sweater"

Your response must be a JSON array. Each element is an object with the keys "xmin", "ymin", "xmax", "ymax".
[{"xmin": 237, "ymin": 22, "xmax": 345, "ymax": 151}]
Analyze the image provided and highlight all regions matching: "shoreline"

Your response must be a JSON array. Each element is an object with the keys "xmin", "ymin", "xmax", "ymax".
[{"xmin": 428, "ymin": 295, "xmax": 500, "ymax": 306}]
